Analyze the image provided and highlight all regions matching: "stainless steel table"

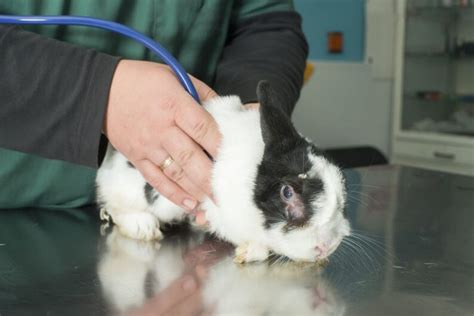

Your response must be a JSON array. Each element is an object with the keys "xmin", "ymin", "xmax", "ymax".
[{"xmin": 0, "ymin": 165, "xmax": 473, "ymax": 315}]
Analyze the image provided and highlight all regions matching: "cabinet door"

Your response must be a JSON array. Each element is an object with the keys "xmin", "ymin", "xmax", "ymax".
[{"xmin": 401, "ymin": 2, "xmax": 474, "ymax": 138}]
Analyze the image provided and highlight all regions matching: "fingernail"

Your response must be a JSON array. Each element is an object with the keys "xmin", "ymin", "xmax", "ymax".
[
  {"xmin": 183, "ymin": 199, "xmax": 197, "ymax": 210},
  {"xmin": 182, "ymin": 277, "xmax": 197, "ymax": 291},
  {"xmin": 196, "ymin": 214, "xmax": 208, "ymax": 226}
]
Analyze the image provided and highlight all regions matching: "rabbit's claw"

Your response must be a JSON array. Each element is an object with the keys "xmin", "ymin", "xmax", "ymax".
[{"xmin": 100, "ymin": 208, "xmax": 111, "ymax": 222}]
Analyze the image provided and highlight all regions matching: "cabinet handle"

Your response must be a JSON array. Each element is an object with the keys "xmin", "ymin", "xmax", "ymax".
[{"xmin": 433, "ymin": 151, "xmax": 455, "ymax": 160}]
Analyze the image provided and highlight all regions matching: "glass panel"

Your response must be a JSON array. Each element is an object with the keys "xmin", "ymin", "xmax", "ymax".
[{"xmin": 401, "ymin": 1, "xmax": 474, "ymax": 137}]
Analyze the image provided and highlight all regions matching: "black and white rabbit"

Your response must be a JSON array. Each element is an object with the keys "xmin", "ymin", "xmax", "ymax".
[{"xmin": 96, "ymin": 81, "xmax": 350, "ymax": 263}]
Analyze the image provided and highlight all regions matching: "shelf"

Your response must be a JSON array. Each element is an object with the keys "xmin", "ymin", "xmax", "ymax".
[
  {"xmin": 405, "ymin": 51, "xmax": 474, "ymax": 59},
  {"xmin": 405, "ymin": 127, "xmax": 474, "ymax": 137},
  {"xmin": 407, "ymin": 5, "xmax": 474, "ymax": 15},
  {"xmin": 404, "ymin": 93, "xmax": 474, "ymax": 104},
  {"xmin": 395, "ymin": 130, "xmax": 474, "ymax": 146},
  {"xmin": 406, "ymin": 5, "xmax": 474, "ymax": 25}
]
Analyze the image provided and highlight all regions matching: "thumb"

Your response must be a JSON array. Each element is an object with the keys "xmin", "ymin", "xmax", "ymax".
[{"xmin": 190, "ymin": 76, "xmax": 218, "ymax": 102}]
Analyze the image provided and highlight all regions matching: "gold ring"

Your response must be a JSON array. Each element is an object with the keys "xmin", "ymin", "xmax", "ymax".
[{"xmin": 159, "ymin": 156, "xmax": 174, "ymax": 171}]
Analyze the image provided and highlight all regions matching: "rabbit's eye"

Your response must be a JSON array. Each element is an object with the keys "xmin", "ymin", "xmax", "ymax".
[{"xmin": 280, "ymin": 185, "xmax": 294, "ymax": 201}]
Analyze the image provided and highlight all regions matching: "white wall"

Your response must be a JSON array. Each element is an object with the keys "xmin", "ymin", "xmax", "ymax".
[
  {"xmin": 292, "ymin": 62, "xmax": 393, "ymax": 156},
  {"xmin": 292, "ymin": 0, "xmax": 396, "ymax": 157}
]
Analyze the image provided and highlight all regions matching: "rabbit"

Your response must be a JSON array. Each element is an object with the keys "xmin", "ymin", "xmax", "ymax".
[{"xmin": 96, "ymin": 81, "xmax": 350, "ymax": 263}]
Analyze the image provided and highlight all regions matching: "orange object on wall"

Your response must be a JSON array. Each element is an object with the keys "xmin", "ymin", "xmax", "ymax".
[{"xmin": 328, "ymin": 32, "xmax": 343, "ymax": 54}]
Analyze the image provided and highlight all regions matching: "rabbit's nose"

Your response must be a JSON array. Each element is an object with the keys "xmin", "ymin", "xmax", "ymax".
[{"xmin": 314, "ymin": 244, "xmax": 328, "ymax": 258}]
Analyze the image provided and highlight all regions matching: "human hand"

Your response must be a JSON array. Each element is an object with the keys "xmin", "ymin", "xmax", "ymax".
[
  {"xmin": 126, "ymin": 268, "xmax": 208, "ymax": 316},
  {"xmin": 125, "ymin": 238, "xmax": 230, "ymax": 316},
  {"xmin": 128, "ymin": 240, "xmax": 230, "ymax": 315},
  {"xmin": 104, "ymin": 60, "xmax": 220, "ymax": 211},
  {"xmin": 244, "ymin": 102, "xmax": 260, "ymax": 110}
]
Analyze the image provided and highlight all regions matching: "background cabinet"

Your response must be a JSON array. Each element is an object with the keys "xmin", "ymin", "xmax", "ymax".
[{"xmin": 392, "ymin": 0, "xmax": 474, "ymax": 175}]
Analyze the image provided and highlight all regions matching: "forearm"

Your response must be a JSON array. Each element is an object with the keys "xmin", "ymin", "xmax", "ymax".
[
  {"xmin": 213, "ymin": 11, "xmax": 308, "ymax": 116},
  {"xmin": 0, "ymin": 25, "xmax": 120, "ymax": 167}
]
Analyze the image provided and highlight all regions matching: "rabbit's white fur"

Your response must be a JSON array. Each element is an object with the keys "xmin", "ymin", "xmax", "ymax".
[
  {"xmin": 97, "ymin": 96, "xmax": 350, "ymax": 263},
  {"xmin": 97, "ymin": 96, "xmax": 268, "ymax": 257},
  {"xmin": 200, "ymin": 96, "xmax": 268, "ymax": 247}
]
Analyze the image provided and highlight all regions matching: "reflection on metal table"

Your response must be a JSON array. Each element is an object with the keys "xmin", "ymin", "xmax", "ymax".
[{"xmin": 0, "ymin": 165, "xmax": 473, "ymax": 315}]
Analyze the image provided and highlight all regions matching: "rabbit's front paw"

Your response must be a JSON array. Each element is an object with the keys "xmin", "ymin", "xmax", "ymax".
[
  {"xmin": 234, "ymin": 242, "xmax": 269, "ymax": 264},
  {"xmin": 114, "ymin": 212, "xmax": 163, "ymax": 241}
]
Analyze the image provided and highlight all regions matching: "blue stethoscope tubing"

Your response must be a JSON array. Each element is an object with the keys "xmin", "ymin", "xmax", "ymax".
[{"xmin": 0, "ymin": 15, "xmax": 200, "ymax": 103}]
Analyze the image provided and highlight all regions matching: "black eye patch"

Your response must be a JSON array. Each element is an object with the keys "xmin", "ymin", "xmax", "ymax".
[
  {"xmin": 255, "ymin": 173, "xmax": 325, "ymax": 232},
  {"xmin": 302, "ymin": 178, "xmax": 324, "ymax": 204},
  {"xmin": 253, "ymin": 133, "xmax": 330, "ymax": 231}
]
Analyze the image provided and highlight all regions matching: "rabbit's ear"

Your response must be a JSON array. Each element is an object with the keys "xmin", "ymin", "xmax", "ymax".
[{"xmin": 257, "ymin": 81, "xmax": 299, "ymax": 146}]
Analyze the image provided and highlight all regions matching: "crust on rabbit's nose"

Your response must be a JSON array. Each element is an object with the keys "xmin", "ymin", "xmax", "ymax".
[{"xmin": 314, "ymin": 245, "xmax": 325, "ymax": 257}]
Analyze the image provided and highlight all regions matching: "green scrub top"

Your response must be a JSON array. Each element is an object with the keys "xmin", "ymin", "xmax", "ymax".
[{"xmin": 0, "ymin": 0, "xmax": 293, "ymax": 208}]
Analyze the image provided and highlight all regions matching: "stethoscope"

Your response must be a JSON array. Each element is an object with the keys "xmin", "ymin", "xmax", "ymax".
[{"xmin": 0, "ymin": 15, "xmax": 200, "ymax": 103}]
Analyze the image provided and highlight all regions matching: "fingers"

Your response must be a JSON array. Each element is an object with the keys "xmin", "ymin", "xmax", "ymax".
[
  {"xmin": 134, "ymin": 159, "xmax": 197, "ymax": 211},
  {"xmin": 127, "ymin": 274, "xmax": 200, "ymax": 316},
  {"xmin": 190, "ymin": 76, "xmax": 218, "ymax": 102},
  {"xmin": 160, "ymin": 159, "xmax": 207, "ymax": 203},
  {"xmin": 195, "ymin": 212, "xmax": 208, "ymax": 226},
  {"xmin": 146, "ymin": 145, "xmax": 207, "ymax": 202},
  {"xmin": 174, "ymin": 95, "xmax": 221, "ymax": 159},
  {"xmin": 162, "ymin": 291, "xmax": 203, "ymax": 316},
  {"xmin": 161, "ymin": 127, "xmax": 214, "ymax": 197},
  {"xmin": 244, "ymin": 102, "xmax": 260, "ymax": 110}
]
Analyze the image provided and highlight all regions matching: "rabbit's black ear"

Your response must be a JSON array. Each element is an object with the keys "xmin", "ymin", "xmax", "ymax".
[{"xmin": 257, "ymin": 81, "xmax": 299, "ymax": 145}]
